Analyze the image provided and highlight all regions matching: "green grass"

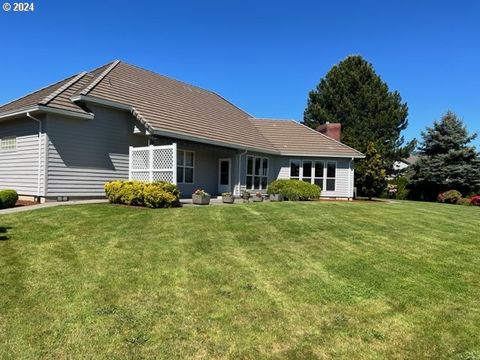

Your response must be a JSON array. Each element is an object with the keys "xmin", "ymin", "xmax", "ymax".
[{"xmin": 0, "ymin": 201, "xmax": 479, "ymax": 359}]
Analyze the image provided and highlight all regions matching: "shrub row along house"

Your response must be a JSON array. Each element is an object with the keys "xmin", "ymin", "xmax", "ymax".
[{"xmin": 0, "ymin": 61, "xmax": 364, "ymax": 201}]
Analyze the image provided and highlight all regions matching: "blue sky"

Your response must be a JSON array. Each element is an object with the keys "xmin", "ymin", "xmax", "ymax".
[{"xmin": 0, "ymin": 0, "xmax": 479, "ymax": 148}]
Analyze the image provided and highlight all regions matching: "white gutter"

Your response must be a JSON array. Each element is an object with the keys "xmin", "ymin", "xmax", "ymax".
[
  {"xmin": 26, "ymin": 112, "xmax": 42, "ymax": 201},
  {"xmin": 237, "ymin": 150, "xmax": 248, "ymax": 196},
  {"xmin": 0, "ymin": 105, "xmax": 94, "ymax": 121}
]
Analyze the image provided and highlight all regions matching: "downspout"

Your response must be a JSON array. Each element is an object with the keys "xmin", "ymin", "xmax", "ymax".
[
  {"xmin": 237, "ymin": 150, "xmax": 248, "ymax": 196},
  {"xmin": 26, "ymin": 112, "xmax": 42, "ymax": 201},
  {"xmin": 349, "ymin": 157, "xmax": 354, "ymax": 200}
]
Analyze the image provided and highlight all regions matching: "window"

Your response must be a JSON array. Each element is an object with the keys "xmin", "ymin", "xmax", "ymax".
[
  {"xmin": 0, "ymin": 136, "xmax": 16, "ymax": 151},
  {"xmin": 326, "ymin": 161, "xmax": 336, "ymax": 191},
  {"xmin": 177, "ymin": 150, "xmax": 194, "ymax": 184},
  {"xmin": 246, "ymin": 155, "xmax": 269, "ymax": 190},
  {"xmin": 314, "ymin": 160, "xmax": 324, "ymax": 188},
  {"xmin": 290, "ymin": 160, "xmax": 300, "ymax": 180},
  {"xmin": 302, "ymin": 160, "xmax": 312, "ymax": 183},
  {"xmin": 289, "ymin": 159, "xmax": 336, "ymax": 192}
]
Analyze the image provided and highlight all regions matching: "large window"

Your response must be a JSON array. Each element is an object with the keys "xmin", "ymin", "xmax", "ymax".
[
  {"xmin": 177, "ymin": 150, "xmax": 194, "ymax": 184},
  {"xmin": 246, "ymin": 155, "xmax": 269, "ymax": 190},
  {"xmin": 289, "ymin": 159, "xmax": 336, "ymax": 191},
  {"xmin": 0, "ymin": 136, "xmax": 16, "ymax": 151},
  {"xmin": 326, "ymin": 161, "xmax": 336, "ymax": 191}
]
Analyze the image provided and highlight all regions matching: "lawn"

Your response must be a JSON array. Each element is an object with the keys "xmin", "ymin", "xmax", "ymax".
[{"xmin": 0, "ymin": 201, "xmax": 479, "ymax": 359}]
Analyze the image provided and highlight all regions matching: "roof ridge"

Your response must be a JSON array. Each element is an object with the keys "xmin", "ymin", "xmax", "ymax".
[
  {"xmin": 250, "ymin": 117, "xmax": 297, "ymax": 122},
  {"xmin": 39, "ymin": 72, "xmax": 87, "ymax": 105},
  {"xmin": 294, "ymin": 121, "xmax": 364, "ymax": 156},
  {"xmin": 0, "ymin": 73, "xmax": 79, "ymax": 109},
  {"xmin": 79, "ymin": 60, "xmax": 120, "ymax": 95}
]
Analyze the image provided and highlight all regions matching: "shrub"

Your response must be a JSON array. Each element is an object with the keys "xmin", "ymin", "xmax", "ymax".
[
  {"xmin": 267, "ymin": 179, "xmax": 321, "ymax": 201},
  {"xmin": 470, "ymin": 195, "xmax": 480, "ymax": 206},
  {"xmin": 143, "ymin": 184, "xmax": 178, "ymax": 208},
  {"xmin": 386, "ymin": 177, "xmax": 410, "ymax": 200},
  {"xmin": 104, "ymin": 181, "xmax": 180, "ymax": 208},
  {"xmin": 437, "ymin": 190, "xmax": 462, "ymax": 204},
  {"xmin": 0, "ymin": 189, "xmax": 18, "ymax": 209},
  {"xmin": 457, "ymin": 198, "xmax": 472, "ymax": 206}
]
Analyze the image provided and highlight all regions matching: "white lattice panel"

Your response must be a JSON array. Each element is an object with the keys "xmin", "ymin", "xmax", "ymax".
[
  {"xmin": 153, "ymin": 148, "xmax": 174, "ymax": 170},
  {"xmin": 131, "ymin": 171, "xmax": 150, "ymax": 182},
  {"xmin": 153, "ymin": 171, "xmax": 174, "ymax": 183},
  {"xmin": 131, "ymin": 149, "xmax": 149, "ymax": 170},
  {"xmin": 129, "ymin": 144, "xmax": 177, "ymax": 184}
]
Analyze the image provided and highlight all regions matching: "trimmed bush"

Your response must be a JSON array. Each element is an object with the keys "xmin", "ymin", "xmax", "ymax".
[
  {"xmin": 457, "ymin": 198, "xmax": 472, "ymax": 206},
  {"xmin": 104, "ymin": 181, "xmax": 180, "ymax": 208},
  {"xmin": 437, "ymin": 190, "xmax": 462, "ymax": 204},
  {"xmin": 267, "ymin": 179, "xmax": 321, "ymax": 201},
  {"xmin": 470, "ymin": 195, "xmax": 480, "ymax": 206},
  {"xmin": 386, "ymin": 177, "xmax": 410, "ymax": 200},
  {"xmin": 0, "ymin": 189, "xmax": 18, "ymax": 209}
]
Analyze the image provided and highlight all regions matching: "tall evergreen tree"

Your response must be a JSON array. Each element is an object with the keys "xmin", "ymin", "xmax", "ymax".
[
  {"xmin": 303, "ymin": 55, "xmax": 411, "ymax": 169},
  {"xmin": 412, "ymin": 111, "xmax": 480, "ymax": 199},
  {"xmin": 356, "ymin": 142, "xmax": 387, "ymax": 200}
]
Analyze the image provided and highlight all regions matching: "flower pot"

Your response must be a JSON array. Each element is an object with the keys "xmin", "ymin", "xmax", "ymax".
[
  {"xmin": 269, "ymin": 194, "xmax": 283, "ymax": 202},
  {"xmin": 192, "ymin": 194, "xmax": 211, "ymax": 205},
  {"xmin": 222, "ymin": 195, "xmax": 235, "ymax": 204},
  {"xmin": 252, "ymin": 195, "xmax": 263, "ymax": 202}
]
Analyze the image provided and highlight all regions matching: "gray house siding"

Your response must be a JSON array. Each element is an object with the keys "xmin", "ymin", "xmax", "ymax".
[
  {"xmin": 46, "ymin": 105, "xmax": 147, "ymax": 198},
  {"xmin": 0, "ymin": 116, "xmax": 46, "ymax": 196},
  {"xmin": 153, "ymin": 137, "xmax": 238, "ymax": 196}
]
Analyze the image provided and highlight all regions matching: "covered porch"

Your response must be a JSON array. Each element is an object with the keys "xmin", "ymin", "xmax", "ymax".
[{"xmin": 129, "ymin": 141, "xmax": 241, "ymax": 197}]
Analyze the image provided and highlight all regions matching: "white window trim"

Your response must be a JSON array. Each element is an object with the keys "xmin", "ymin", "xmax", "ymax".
[
  {"xmin": 177, "ymin": 149, "xmax": 195, "ymax": 184},
  {"xmin": 246, "ymin": 155, "xmax": 269, "ymax": 190},
  {"xmin": 0, "ymin": 136, "xmax": 17, "ymax": 152},
  {"xmin": 289, "ymin": 159, "xmax": 337, "ymax": 192}
]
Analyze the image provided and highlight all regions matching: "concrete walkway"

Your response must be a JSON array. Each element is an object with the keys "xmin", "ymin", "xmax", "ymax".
[{"xmin": 0, "ymin": 199, "xmax": 108, "ymax": 215}]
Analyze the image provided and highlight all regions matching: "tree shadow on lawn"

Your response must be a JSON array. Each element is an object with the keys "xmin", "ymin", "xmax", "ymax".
[{"xmin": 0, "ymin": 226, "xmax": 11, "ymax": 241}]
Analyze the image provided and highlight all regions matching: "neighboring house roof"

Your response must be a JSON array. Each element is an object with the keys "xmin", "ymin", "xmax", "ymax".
[
  {"xmin": 0, "ymin": 60, "xmax": 364, "ymax": 158},
  {"xmin": 403, "ymin": 155, "xmax": 419, "ymax": 165}
]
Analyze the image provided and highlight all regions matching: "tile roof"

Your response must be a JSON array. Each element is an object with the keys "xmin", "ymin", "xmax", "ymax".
[
  {"xmin": 251, "ymin": 119, "xmax": 364, "ymax": 157},
  {"xmin": 0, "ymin": 60, "xmax": 363, "ymax": 157}
]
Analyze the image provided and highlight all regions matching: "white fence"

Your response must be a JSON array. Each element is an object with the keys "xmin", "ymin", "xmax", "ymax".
[{"xmin": 129, "ymin": 144, "xmax": 177, "ymax": 183}]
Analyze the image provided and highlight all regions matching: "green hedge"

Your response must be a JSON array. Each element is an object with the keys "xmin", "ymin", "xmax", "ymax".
[
  {"xmin": 0, "ymin": 189, "xmax": 18, "ymax": 209},
  {"xmin": 267, "ymin": 179, "xmax": 321, "ymax": 201},
  {"xmin": 104, "ymin": 181, "xmax": 180, "ymax": 208}
]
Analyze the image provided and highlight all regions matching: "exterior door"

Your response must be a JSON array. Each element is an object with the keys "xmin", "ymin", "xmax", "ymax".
[{"xmin": 218, "ymin": 158, "xmax": 231, "ymax": 194}]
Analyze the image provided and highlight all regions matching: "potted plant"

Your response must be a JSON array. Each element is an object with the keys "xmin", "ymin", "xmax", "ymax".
[
  {"xmin": 241, "ymin": 190, "xmax": 251, "ymax": 203},
  {"xmin": 252, "ymin": 191, "xmax": 264, "ymax": 202},
  {"xmin": 192, "ymin": 189, "xmax": 211, "ymax": 205},
  {"xmin": 269, "ymin": 193, "xmax": 283, "ymax": 202},
  {"xmin": 222, "ymin": 192, "xmax": 235, "ymax": 204}
]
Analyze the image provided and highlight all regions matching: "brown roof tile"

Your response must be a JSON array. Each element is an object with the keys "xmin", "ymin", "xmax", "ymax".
[
  {"xmin": 0, "ymin": 60, "xmax": 363, "ymax": 157},
  {"xmin": 251, "ymin": 119, "xmax": 364, "ymax": 157}
]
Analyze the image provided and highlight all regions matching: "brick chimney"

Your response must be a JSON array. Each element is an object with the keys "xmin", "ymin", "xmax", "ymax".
[{"xmin": 316, "ymin": 122, "xmax": 341, "ymax": 142}]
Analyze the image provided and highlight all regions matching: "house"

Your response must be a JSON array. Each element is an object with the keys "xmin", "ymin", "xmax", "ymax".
[
  {"xmin": 393, "ymin": 155, "xmax": 419, "ymax": 173},
  {"xmin": 0, "ymin": 60, "xmax": 364, "ymax": 201}
]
